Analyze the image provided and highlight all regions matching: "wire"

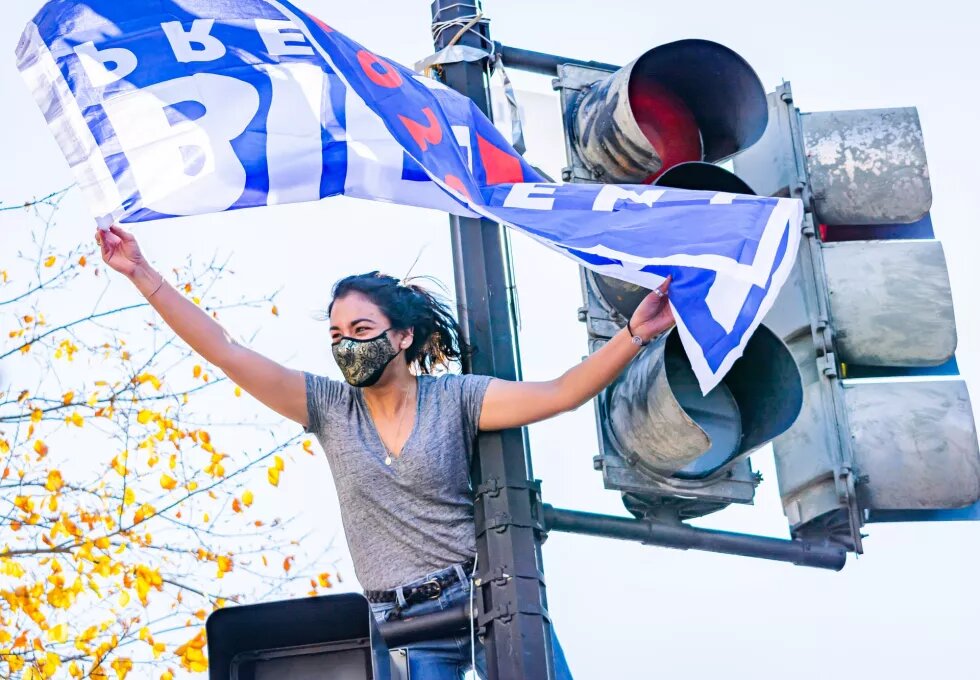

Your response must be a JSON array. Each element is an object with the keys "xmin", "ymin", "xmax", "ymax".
[
  {"xmin": 469, "ymin": 553, "xmax": 479, "ymax": 677},
  {"xmin": 430, "ymin": 4, "xmax": 496, "ymax": 57},
  {"xmin": 420, "ymin": 3, "xmax": 496, "ymax": 80}
]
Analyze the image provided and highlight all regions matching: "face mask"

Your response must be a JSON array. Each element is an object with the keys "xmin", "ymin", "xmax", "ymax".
[{"xmin": 332, "ymin": 329, "xmax": 402, "ymax": 388}]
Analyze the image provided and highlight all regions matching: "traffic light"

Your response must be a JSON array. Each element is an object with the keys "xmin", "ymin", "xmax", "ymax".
[
  {"xmin": 732, "ymin": 84, "xmax": 980, "ymax": 550},
  {"xmin": 559, "ymin": 39, "xmax": 768, "ymax": 185},
  {"xmin": 206, "ymin": 593, "xmax": 394, "ymax": 679},
  {"xmin": 555, "ymin": 40, "xmax": 804, "ymax": 519}
]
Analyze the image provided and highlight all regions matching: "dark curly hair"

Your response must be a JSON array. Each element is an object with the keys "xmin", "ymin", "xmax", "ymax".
[{"xmin": 324, "ymin": 272, "xmax": 465, "ymax": 375}]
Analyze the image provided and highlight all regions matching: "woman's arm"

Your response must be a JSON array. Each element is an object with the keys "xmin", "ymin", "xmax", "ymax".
[
  {"xmin": 97, "ymin": 225, "xmax": 308, "ymax": 428},
  {"xmin": 478, "ymin": 276, "xmax": 673, "ymax": 432}
]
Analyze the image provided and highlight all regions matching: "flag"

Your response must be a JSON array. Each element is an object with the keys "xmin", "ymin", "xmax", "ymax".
[{"xmin": 16, "ymin": 0, "xmax": 802, "ymax": 393}]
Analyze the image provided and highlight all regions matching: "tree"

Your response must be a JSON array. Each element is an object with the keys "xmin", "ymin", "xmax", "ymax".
[{"xmin": 0, "ymin": 189, "xmax": 336, "ymax": 679}]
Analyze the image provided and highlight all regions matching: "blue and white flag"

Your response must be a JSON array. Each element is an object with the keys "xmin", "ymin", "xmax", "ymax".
[{"xmin": 16, "ymin": 0, "xmax": 802, "ymax": 393}]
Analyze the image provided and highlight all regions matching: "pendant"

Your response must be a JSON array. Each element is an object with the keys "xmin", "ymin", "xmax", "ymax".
[{"xmin": 385, "ymin": 455, "xmax": 392, "ymax": 466}]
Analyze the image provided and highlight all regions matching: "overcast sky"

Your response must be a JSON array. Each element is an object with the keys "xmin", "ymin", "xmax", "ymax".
[{"xmin": 3, "ymin": 1, "xmax": 980, "ymax": 678}]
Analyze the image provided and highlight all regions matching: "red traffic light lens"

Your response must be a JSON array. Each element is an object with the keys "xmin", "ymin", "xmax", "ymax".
[{"xmin": 629, "ymin": 79, "xmax": 703, "ymax": 182}]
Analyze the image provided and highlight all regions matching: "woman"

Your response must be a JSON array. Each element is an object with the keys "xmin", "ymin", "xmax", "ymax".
[{"xmin": 97, "ymin": 224, "xmax": 674, "ymax": 679}]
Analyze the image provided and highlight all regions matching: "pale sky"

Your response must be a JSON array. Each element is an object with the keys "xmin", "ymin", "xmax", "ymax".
[{"xmin": 2, "ymin": 1, "xmax": 980, "ymax": 679}]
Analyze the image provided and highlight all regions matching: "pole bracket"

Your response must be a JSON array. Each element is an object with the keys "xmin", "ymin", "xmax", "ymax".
[{"xmin": 476, "ymin": 477, "xmax": 541, "ymax": 498}]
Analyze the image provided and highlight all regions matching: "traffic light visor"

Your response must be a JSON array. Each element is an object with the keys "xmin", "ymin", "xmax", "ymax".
[
  {"xmin": 570, "ymin": 39, "xmax": 768, "ymax": 183},
  {"xmin": 631, "ymin": 39, "xmax": 768, "ymax": 167}
]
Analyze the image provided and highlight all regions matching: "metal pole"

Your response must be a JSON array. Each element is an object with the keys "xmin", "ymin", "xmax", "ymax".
[
  {"xmin": 495, "ymin": 42, "xmax": 619, "ymax": 76},
  {"xmin": 378, "ymin": 606, "xmax": 473, "ymax": 649},
  {"xmin": 543, "ymin": 505, "xmax": 847, "ymax": 571},
  {"xmin": 430, "ymin": 3, "xmax": 554, "ymax": 679}
]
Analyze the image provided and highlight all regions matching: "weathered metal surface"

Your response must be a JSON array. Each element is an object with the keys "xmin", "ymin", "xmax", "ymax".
[
  {"xmin": 556, "ymin": 63, "xmax": 608, "ymax": 184},
  {"xmin": 572, "ymin": 57, "xmax": 668, "ymax": 183},
  {"xmin": 592, "ymin": 273, "xmax": 650, "ymax": 321},
  {"xmin": 494, "ymin": 43, "xmax": 619, "ymax": 77},
  {"xmin": 845, "ymin": 380, "xmax": 980, "ymax": 510},
  {"xmin": 803, "ymin": 107, "xmax": 932, "ymax": 226},
  {"xmin": 606, "ymin": 326, "xmax": 802, "ymax": 476},
  {"xmin": 654, "ymin": 161, "xmax": 756, "ymax": 194},
  {"xmin": 732, "ymin": 91, "xmax": 796, "ymax": 198},
  {"xmin": 563, "ymin": 65, "xmax": 778, "ymax": 519},
  {"xmin": 743, "ymin": 84, "xmax": 978, "ymax": 554},
  {"xmin": 542, "ymin": 505, "xmax": 846, "ymax": 570},
  {"xmin": 722, "ymin": 324, "xmax": 804, "ymax": 454},
  {"xmin": 772, "ymin": 326, "xmax": 845, "ymax": 529},
  {"xmin": 603, "ymin": 458, "xmax": 759, "ymax": 514},
  {"xmin": 822, "ymin": 239, "xmax": 956, "ymax": 366},
  {"xmin": 760, "ymin": 262, "xmax": 812, "ymax": 343},
  {"xmin": 607, "ymin": 334, "xmax": 716, "ymax": 473},
  {"xmin": 759, "ymin": 238, "xmax": 844, "ymax": 531},
  {"xmin": 592, "ymin": 337, "xmax": 759, "ymax": 519},
  {"xmin": 566, "ymin": 39, "xmax": 768, "ymax": 183}
]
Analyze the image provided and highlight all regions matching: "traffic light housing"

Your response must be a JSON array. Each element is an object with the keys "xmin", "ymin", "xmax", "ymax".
[
  {"xmin": 206, "ymin": 593, "xmax": 393, "ymax": 679},
  {"xmin": 733, "ymin": 84, "xmax": 980, "ymax": 550},
  {"xmin": 558, "ymin": 43, "xmax": 980, "ymax": 541},
  {"xmin": 560, "ymin": 39, "xmax": 769, "ymax": 185},
  {"xmin": 556, "ymin": 42, "xmax": 803, "ymax": 519}
]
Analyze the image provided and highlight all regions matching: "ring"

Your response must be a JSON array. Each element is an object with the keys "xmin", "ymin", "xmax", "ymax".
[{"xmin": 653, "ymin": 288, "xmax": 664, "ymax": 298}]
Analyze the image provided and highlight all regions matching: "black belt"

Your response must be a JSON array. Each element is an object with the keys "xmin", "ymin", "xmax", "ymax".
[{"xmin": 365, "ymin": 559, "xmax": 475, "ymax": 605}]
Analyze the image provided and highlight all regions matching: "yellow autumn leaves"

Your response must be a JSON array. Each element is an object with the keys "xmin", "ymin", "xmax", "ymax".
[
  {"xmin": 216, "ymin": 555, "xmax": 233, "ymax": 579},
  {"xmin": 267, "ymin": 455, "xmax": 285, "ymax": 487},
  {"xmin": 134, "ymin": 372, "xmax": 162, "ymax": 391},
  {"xmin": 175, "ymin": 630, "xmax": 208, "ymax": 673},
  {"xmin": 2, "ymin": 221, "xmax": 307, "ymax": 680},
  {"xmin": 44, "ymin": 470, "xmax": 63, "ymax": 492}
]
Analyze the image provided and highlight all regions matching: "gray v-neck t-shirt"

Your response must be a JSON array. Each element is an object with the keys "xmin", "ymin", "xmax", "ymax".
[{"xmin": 303, "ymin": 371, "xmax": 493, "ymax": 591}]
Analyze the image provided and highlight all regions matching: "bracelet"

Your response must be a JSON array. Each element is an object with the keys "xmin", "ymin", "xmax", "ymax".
[
  {"xmin": 146, "ymin": 275, "xmax": 165, "ymax": 300},
  {"xmin": 627, "ymin": 320, "xmax": 650, "ymax": 347}
]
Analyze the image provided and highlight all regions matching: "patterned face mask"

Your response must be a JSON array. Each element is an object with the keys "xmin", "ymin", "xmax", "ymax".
[{"xmin": 331, "ymin": 329, "xmax": 401, "ymax": 388}]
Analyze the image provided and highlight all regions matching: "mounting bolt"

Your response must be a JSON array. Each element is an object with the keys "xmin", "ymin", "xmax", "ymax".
[
  {"xmin": 561, "ymin": 168, "xmax": 573, "ymax": 182},
  {"xmin": 577, "ymin": 307, "xmax": 588, "ymax": 322},
  {"xmin": 551, "ymin": 77, "xmax": 562, "ymax": 91},
  {"xmin": 593, "ymin": 456, "xmax": 604, "ymax": 471}
]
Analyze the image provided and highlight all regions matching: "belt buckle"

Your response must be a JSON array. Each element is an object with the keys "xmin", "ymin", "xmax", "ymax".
[{"xmin": 418, "ymin": 578, "xmax": 442, "ymax": 600}]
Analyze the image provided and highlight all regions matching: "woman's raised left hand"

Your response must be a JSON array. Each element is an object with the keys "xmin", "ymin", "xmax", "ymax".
[{"xmin": 628, "ymin": 275, "xmax": 675, "ymax": 343}]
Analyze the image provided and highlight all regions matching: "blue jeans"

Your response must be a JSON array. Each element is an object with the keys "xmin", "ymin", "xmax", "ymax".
[{"xmin": 371, "ymin": 571, "xmax": 573, "ymax": 680}]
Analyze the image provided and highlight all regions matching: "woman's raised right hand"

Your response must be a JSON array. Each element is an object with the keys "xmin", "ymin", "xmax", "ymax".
[{"xmin": 96, "ymin": 225, "xmax": 147, "ymax": 279}]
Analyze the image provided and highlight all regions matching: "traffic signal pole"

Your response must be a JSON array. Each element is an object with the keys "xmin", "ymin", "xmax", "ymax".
[
  {"xmin": 430, "ymin": 2, "xmax": 555, "ymax": 679},
  {"xmin": 494, "ymin": 43, "xmax": 619, "ymax": 76},
  {"xmin": 542, "ymin": 505, "xmax": 846, "ymax": 570}
]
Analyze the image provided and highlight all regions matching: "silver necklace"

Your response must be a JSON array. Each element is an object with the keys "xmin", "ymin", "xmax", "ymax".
[{"xmin": 375, "ymin": 384, "xmax": 414, "ymax": 466}]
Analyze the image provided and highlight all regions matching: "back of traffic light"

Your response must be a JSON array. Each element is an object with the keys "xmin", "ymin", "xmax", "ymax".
[
  {"xmin": 555, "ymin": 40, "xmax": 804, "ymax": 520},
  {"xmin": 206, "ymin": 593, "xmax": 394, "ymax": 679},
  {"xmin": 733, "ymin": 84, "xmax": 980, "ymax": 551}
]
